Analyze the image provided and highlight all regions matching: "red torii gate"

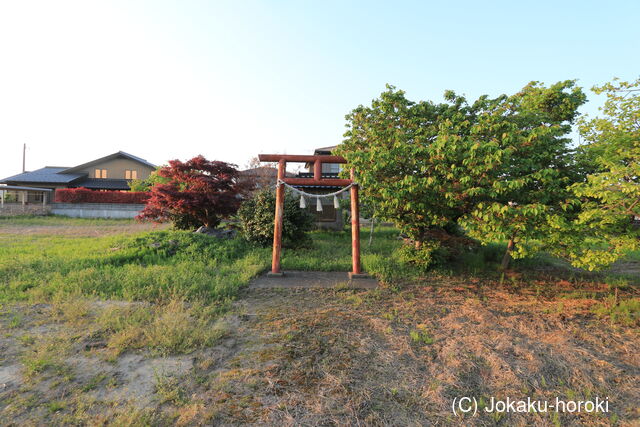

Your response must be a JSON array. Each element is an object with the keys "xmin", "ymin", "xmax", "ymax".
[{"xmin": 258, "ymin": 154, "xmax": 364, "ymax": 278}]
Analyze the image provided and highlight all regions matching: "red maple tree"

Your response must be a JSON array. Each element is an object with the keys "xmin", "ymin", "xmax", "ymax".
[{"xmin": 137, "ymin": 155, "xmax": 245, "ymax": 228}]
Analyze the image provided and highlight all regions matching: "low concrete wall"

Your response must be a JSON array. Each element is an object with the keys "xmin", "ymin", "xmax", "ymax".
[
  {"xmin": 51, "ymin": 203, "xmax": 145, "ymax": 219},
  {"xmin": 0, "ymin": 203, "xmax": 51, "ymax": 216}
]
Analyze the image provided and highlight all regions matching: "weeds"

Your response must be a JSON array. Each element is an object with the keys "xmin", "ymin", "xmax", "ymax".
[
  {"xmin": 81, "ymin": 373, "xmax": 108, "ymax": 392},
  {"xmin": 8, "ymin": 313, "xmax": 23, "ymax": 329},
  {"xmin": 409, "ymin": 325, "xmax": 434, "ymax": 345},
  {"xmin": 21, "ymin": 337, "xmax": 72, "ymax": 379},
  {"xmin": 592, "ymin": 297, "xmax": 640, "ymax": 326},
  {"xmin": 97, "ymin": 298, "xmax": 226, "ymax": 356},
  {"xmin": 154, "ymin": 371, "xmax": 189, "ymax": 405},
  {"xmin": 0, "ymin": 230, "xmax": 269, "ymax": 303}
]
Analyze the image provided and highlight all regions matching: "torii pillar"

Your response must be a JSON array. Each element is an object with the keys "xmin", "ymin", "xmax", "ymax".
[{"xmin": 259, "ymin": 154, "xmax": 365, "ymax": 278}]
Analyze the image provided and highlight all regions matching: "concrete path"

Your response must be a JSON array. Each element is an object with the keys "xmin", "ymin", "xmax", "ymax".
[{"xmin": 249, "ymin": 270, "xmax": 378, "ymax": 289}]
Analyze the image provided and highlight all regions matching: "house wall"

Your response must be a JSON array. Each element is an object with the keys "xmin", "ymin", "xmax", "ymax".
[
  {"xmin": 78, "ymin": 158, "xmax": 155, "ymax": 180},
  {"xmin": 0, "ymin": 203, "xmax": 51, "ymax": 216},
  {"xmin": 4, "ymin": 190, "xmax": 49, "ymax": 204},
  {"xmin": 51, "ymin": 203, "xmax": 145, "ymax": 219},
  {"xmin": 1, "ymin": 189, "xmax": 55, "ymax": 204}
]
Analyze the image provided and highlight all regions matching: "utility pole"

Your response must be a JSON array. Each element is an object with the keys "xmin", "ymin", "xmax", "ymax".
[{"xmin": 22, "ymin": 143, "xmax": 26, "ymax": 173}]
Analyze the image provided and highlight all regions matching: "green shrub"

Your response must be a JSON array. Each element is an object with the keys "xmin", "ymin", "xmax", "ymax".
[
  {"xmin": 169, "ymin": 212, "xmax": 203, "ymax": 230},
  {"xmin": 236, "ymin": 188, "xmax": 314, "ymax": 247},
  {"xmin": 397, "ymin": 241, "xmax": 447, "ymax": 271}
]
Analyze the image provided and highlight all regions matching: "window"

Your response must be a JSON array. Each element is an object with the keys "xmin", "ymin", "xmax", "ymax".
[
  {"xmin": 322, "ymin": 163, "xmax": 341, "ymax": 174},
  {"xmin": 95, "ymin": 169, "xmax": 108, "ymax": 178},
  {"xmin": 125, "ymin": 170, "xmax": 138, "ymax": 179},
  {"xmin": 28, "ymin": 193, "xmax": 44, "ymax": 203}
]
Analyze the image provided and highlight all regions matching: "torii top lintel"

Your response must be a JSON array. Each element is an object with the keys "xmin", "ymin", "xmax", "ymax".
[{"xmin": 258, "ymin": 153, "xmax": 353, "ymax": 186}]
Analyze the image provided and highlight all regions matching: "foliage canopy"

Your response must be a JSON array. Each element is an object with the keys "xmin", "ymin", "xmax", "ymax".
[
  {"xmin": 547, "ymin": 78, "xmax": 640, "ymax": 270},
  {"xmin": 137, "ymin": 156, "xmax": 245, "ymax": 229},
  {"xmin": 337, "ymin": 81, "xmax": 587, "ymax": 268}
]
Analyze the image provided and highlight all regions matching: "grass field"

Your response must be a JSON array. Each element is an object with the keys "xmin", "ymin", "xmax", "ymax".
[
  {"xmin": 0, "ymin": 220, "xmax": 404, "ymax": 303},
  {"xmin": 0, "ymin": 216, "xmax": 638, "ymax": 425}
]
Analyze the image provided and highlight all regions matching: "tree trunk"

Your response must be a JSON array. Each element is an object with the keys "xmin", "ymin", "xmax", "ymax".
[{"xmin": 500, "ymin": 237, "xmax": 516, "ymax": 270}]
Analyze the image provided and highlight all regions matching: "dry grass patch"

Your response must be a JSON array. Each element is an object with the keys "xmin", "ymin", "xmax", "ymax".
[
  {"xmin": 181, "ymin": 281, "xmax": 638, "ymax": 426},
  {"xmin": 1, "ymin": 281, "xmax": 638, "ymax": 425},
  {"xmin": 96, "ymin": 298, "xmax": 227, "ymax": 357}
]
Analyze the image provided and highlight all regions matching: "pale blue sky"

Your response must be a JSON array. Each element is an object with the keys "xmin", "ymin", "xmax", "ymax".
[{"xmin": 1, "ymin": 0, "xmax": 638, "ymax": 175}]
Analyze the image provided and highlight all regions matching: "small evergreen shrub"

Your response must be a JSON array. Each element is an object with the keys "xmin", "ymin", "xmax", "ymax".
[{"xmin": 237, "ymin": 188, "xmax": 314, "ymax": 247}]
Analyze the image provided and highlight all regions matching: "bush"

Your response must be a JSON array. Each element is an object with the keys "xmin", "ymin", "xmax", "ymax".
[
  {"xmin": 136, "ymin": 156, "xmax": 244, "ymax": 229},
  {"xmin": 237, "ymin": 188, "xmax": 314, "ymax": 247},
  {"xmin": 54, "ymin": 188, "xmax": 150, "ymax": 204},
  {"xmin": 398, "ymin": 240, "xmax": 447, "ymax": 272},
  {"xmin": 169, "ymin": 212, "xmax": 203, "ymax": 231}
]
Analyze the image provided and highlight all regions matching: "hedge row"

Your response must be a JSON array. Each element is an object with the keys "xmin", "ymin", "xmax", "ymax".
[{"xmin": 54, "ymin": 188, "xmax": 150, "ymax": 204}]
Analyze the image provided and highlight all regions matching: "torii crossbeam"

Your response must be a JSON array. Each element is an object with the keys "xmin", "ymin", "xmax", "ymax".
[{"xmin": 258, "ymin": 154, "xmax": 364, "ymax": 278}]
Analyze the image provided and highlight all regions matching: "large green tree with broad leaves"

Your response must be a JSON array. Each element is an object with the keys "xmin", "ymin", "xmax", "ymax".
[
  {"xmin": 337, "ymin": 86, "xmax": 496, "ymax": 244},
  {"xmin": 338, "ymin": 81, "xmax": 586, "ymax": 268},
  {"xmin": 547, "ymin": 78, "xmax": 640, "ymax": 270},
  {"xmin": 459, "ymin": 81, "xmax": 586, "ymax": 268}
]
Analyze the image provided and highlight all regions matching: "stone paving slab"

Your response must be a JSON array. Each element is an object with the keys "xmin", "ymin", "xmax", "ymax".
[{"xmin": 249, "ymin": 270, "xmax": 378, "ymax": 289}]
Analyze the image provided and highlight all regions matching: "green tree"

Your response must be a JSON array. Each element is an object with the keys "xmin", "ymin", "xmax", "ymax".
[
  {"xmin": 459, "ymin": 81, "xmax": 586, "ymax": 268},
  {"xmin": 547, "ymin": 78, "xmax": 640, "ymax": 270},
  {"xmin": 338, "ymin": 82, "xmax": 586, "ymax": 268},
  {"xmin": 337, "ymin": 85, "xmax": 493, "ymax": 247},
  {"xmin": 128, "ymin": 167, "xmax": 168, "ymax": 192}
]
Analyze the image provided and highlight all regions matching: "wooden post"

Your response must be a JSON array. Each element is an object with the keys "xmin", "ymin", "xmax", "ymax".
[
  {"xmin": 22, "ymin": 191, "xmax": 26, "ymax": 212},
  {"xmin": 349, "ymin": 169, "xmax": 362, "ymax": 276},
  {"xmin": 270, "ymin": 159, "xmax": 286, "ymax": 275},
  {"xmin": 313, "ymin": 159, "xmax": 322, "ymax": 181}
]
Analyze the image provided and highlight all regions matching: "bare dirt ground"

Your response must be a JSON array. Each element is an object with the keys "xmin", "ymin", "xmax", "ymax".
[
  {"xmin": 0, "ymin": 221, "xmax": 168, "ymax": 237},
  {"xmin": 1, "ymin": 280, "xmax": 638, "ymax": 426}
]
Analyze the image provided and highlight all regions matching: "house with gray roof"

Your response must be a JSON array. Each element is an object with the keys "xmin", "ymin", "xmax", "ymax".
[{"xmin": 1, "ymin": 151, "xmax": 156, "ymax": 194}]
